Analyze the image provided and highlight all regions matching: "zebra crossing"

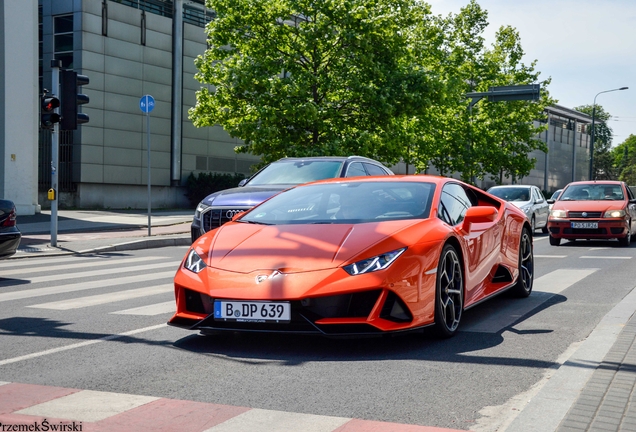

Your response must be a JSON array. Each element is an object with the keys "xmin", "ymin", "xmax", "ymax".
[{"xmin": 0, "ymin": 249, "xmax": 187, "ymax": 316}]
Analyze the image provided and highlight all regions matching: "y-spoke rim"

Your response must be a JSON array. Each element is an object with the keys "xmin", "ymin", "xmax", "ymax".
[
  {"xmin": 438, "ymin": 248, "xmax": 463, "ymax": 332},
  {"xmin": 519, "ymin": 231, "xmax": 534, "ymax": 292}
]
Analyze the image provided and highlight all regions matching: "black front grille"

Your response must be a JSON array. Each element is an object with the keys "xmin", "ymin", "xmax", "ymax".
[
  {"xmin": 569, "ymin": 212, "xmax": 602, "ymax": 218},
  {"xmin": 188, "ymin": 289, "xmax": 406, "ymax": 335},
  {"xmin": 202, "ymin": 208, "xmax": 249, "ymax": 232},
  {"xmin": 563, "ymin": 228, "xmax": 607, "ymax": 235}
]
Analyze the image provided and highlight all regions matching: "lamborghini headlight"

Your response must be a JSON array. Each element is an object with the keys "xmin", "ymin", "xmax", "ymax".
[
  {"xmin": 343, "ymin": 248, "xmax": 406, "ymax": 276},
  {"xmin": 604, "ymin": 209, "xmax": 626, "ymax": 218},
  {"xmin": 184, "ymin": 249, "xmax": 207, "ymax": 273},
  {"xmin": 550, "ymin": 209, "xmax": 567, "ymax": 218}
]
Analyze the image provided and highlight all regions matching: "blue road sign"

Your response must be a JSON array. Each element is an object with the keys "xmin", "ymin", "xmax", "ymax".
[{"xmin": 139, "ymin": 95, "xmax": 155, "ymax": 113}]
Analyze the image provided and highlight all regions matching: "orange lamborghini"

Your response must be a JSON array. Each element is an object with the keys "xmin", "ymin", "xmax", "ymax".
[{"xmin": 168, "ymin": 176, "xmax": 533, "ymax": 338}]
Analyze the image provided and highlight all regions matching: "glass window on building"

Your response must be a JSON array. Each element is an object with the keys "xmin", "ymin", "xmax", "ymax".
[{"xmin": 54, "ymin": 14, "xmax": 74, "ymax": 69}]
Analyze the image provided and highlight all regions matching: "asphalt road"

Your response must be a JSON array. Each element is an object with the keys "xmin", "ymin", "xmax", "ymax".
[{"xmin": 1, "ymin": 235, "xmax": 635, "ymax": 431}]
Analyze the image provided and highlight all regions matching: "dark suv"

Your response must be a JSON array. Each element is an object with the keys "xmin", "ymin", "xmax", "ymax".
[{"xmin": 190, "ymin": 156, "xmax": 394, "ymax": 242}]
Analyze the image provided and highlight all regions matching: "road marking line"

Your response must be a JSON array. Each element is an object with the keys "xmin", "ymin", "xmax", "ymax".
[
  {"xmin": 534, "ymin": 255, "xmax": 566, "ymax": 258},
  {"xmin": 111, "ymin": 301, "xmax": 175, "ymax": 316},
  {"xmin": 0, "ymin": 324, "xmax": 166, "ymax": 366},
  {"xmin": 203, "ymin": 408, "xmax": 351, "ymax": 432},
  {"xmin": 15, "ymin": 389, "xmax": 158, "ymax": 422},
  {"xmin": 580, "ymin": 256, "xmax": 632, "ymax": 259},
  {"xmin": 28, "ymin": 285, "xmax": 173, "ymax": 310},
  {"xmin": 0, "ymin": 256, "xmax": 169, "ymax": 277},
  {"xmin": 0, "ymin": 271, "xmax": 175, "ymax": 303},
  {"xmin": 462, "ymin": 269, "xmax": 598, "ymax": 333},
  {"xmin": 0, "ymin": 261, "xmax": 178, "ymax": 286}
]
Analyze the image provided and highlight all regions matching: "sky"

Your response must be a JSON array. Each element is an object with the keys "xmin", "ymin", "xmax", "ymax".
[{"xmin": 427, "ymin": 0, "xmax": 636, "ymax": 145}]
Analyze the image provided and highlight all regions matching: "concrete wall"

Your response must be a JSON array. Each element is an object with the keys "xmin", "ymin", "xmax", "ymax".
[{"xmin": 0, "ymin": 0, "xmax": 40, "ymax": 215}]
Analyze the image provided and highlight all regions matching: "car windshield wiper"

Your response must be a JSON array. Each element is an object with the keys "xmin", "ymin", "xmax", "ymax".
[{"xmin": 236, "ymin": 220, "xmax": 272, "ymax": 225}]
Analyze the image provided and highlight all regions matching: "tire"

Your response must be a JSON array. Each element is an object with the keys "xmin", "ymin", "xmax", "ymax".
[
  {"xmin": 530, "ymin": 216, "xmax": 536, "ymax": 233},
  {"xmin": 549, "ymin": 235, "xmax": 561, "ymax": 246},
  {"xmin": 433, "ymin": 244, "xmax": 464, "ymax": 338},
  {"xmin": 541, "ymin": 224, "xmax": 549, "ymax": 234},
  {"xmin": 510, "ymin": 227, "xmax": 534, "ymax": 298}
]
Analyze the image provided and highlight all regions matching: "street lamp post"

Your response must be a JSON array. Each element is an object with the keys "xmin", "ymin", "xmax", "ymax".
[{"xmin": 589, "ymin": 86, "xmax": 628, "ymax": 180}]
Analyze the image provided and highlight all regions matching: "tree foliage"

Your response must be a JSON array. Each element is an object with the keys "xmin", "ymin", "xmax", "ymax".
[
  {"xmin": 612, "ymin": 134, "xmax": 636, "ymax": 184},
  {"xmin": 191, "ymin": 0, "xmax": 439, "ymax": 166},
  {"xmin": 190, "ymin": 0, "xmax": 554, "ymax": 179},
  {"xmin": 574, "ymin": 104, "xmax": 615, "ymax": 180}
]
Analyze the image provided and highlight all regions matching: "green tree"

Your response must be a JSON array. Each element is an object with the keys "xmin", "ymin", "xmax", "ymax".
[
  {"xmin": 612, "ymin": 134, "xmax": 636, "ymax": 184},
  {"xmin": 574, "ymin": 104, "xmax": 615, "ymax": 180},
  {"xmin": 408, "ymin": 1, "xmax": 554, "ymax": 183},
  {"xmin": 190, "ymin": 0, "xmax": 441, "ymax": 167}
]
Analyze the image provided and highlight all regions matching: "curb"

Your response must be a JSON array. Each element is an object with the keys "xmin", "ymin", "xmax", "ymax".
[{"xmin": 11, "ymin": 235, "xmax": 192, "ymax": 259}]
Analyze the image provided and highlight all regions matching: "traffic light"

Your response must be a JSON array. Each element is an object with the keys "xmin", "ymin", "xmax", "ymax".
[
  {"xmin": 60, "ymin": 69, "xmax": 89, "ymax": 130},
  {"xmin": 41, "ymin": 92, "xmax": 60, "ymax": 129}
]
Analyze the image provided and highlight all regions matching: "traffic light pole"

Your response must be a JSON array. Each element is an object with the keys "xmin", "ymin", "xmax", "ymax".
[{"xmin": 50, "ymin": 61, "xmax": 60, "ymax": 247}]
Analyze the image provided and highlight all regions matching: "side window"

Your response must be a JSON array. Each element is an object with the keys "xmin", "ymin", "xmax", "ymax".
[
  {"xmin": 438, "ymin": 183, "xmax": 472, "ymax": 226},
  {"xmin": 345, "ymin": 162, "xmax": 367, "ymax": 177},
  {"xmin": 364, "ymin": 163, "xmax": 388, "ymax": 176},
  {"xmin": 534, "ymin": 188, "xmax": 544, "ymax": 202},
  {"xmin": 625, "ymin": 184, "xmax": 635, "ymax": 200}
]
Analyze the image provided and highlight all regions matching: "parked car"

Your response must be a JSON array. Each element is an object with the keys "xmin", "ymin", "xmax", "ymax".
[
  {"xmin": 0, "ymin": 200, "xmax": 21, "ymax": 259},
  {"xmin": 547, "ymin": 181, "xmax": 636, "ymax": 247},
  {"xmin": 548, "ymin": 189, "xmax": 563, "ymax": 211},
  {"xmin": 487, "ymin": 185, "xmax": 549, "ymax": 233},
  {"xmin": 190, "ymin": 156, "xmax": 394, "ymax": 243},
  {"xmin": 170, "ymin": 175, "xmax": 533, "ymax": 338}
]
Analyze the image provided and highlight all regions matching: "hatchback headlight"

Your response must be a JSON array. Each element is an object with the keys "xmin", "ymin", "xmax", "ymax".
[
  {"xmin": 604, "ymin": 209, "xmax": 626, "ymax": 218},
  {"xmin": 195, "ymin": 203, "xmax": 210, "ymax": 219},
  {"xmin": 184, "ymin": 249, "xmax": 207, "ymax": 273},
  {"xmin": 343, "ymin": 248, "xmax": 406, "ymax": 276},
  {"xmin": 550, "ymin": 209, "xmax": 567, "ymax": 218}
]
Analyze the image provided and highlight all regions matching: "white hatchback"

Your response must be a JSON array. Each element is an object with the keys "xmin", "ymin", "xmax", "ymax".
[{"xmin": 487, "ymin": 185, "xmax": 550, "ymax": 233}]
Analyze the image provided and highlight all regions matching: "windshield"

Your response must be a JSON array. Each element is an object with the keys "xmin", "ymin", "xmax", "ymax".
[
  {"xmin": 488, "ymin": 187, "xmax": 532, "ymax": 202},
  {"xmin": 550, "ymin": 190, "xmax": 562, "ymax": 200},
  {"xmin": 560, "ymin": 184, "xmax": 624, "ymax": 201},
  {"xmin": 247, "ymin": 160, "xmax": 344, "ymax": 186},
  {"xmin": 239, "ymin": 181, "xmax": 436, "ymax": 225}
]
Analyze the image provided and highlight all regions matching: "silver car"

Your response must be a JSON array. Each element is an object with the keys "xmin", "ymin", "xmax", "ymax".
[{"xmin": 487, "ymin": 185, "xmax": 550, "ymax": 233}]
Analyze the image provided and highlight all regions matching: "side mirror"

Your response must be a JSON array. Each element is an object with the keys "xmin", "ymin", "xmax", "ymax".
[
  {"xmin": 547, "ymin": 199, "xmax": 555, "ymax": 204},
  {"xmin": 461, "ymin": 206, "xmax": 498, "ymax": 232},
  {"xmin": 238, "ymin": 179, "xmax": 248, "ymax": 187}
]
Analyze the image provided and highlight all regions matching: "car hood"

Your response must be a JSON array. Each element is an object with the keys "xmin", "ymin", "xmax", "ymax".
[
  {"xmin": 199, "ymin": 220, "xmax": 423, "ymax": 273},
  {"xmin": 553, "ymin": 200, "xmax": 626, "ymax": 212},
  {"xmin": 202, "ymin": 186, "xmax": 288, "ymax": 207}
]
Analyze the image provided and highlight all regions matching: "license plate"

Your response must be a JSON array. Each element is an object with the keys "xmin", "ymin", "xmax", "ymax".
[
  {"xmin": 214, "ymin": 300, "xmax": 291, "ymax": 323},
  {"xmin": 571, "ymin": 222, "xmax": 598, "ymax": 229}
]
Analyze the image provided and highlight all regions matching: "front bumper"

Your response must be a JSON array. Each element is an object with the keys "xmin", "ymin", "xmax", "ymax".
[{"xmin": 548, "ymin": 219, "xmax": 629, "ymax": 239}]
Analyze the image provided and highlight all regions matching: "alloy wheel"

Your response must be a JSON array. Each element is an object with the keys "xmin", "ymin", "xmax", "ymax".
[{"xmin": 437, "ymin": 246, "xmax": 463, "ymax": 333}]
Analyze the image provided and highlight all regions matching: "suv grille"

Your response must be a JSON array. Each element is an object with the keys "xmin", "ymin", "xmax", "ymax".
[{"xmin": 202, "ymin": 208, "xmax": 249, "ymax": 232}]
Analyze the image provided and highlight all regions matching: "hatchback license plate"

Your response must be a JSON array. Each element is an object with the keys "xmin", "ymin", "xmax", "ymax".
[
  {"xmin": 214, "ymin": 300, "xmax": 291, "ymax": 322},
  {"xmin": 571, "ymin": 222, "xmax": 598, "ymax": 229}
]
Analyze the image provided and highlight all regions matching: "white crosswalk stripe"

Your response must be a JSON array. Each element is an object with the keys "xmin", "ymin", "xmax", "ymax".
[
  {"xmin": 0, "ymin": 271, "xmax": 175, "ymax": 303},
  {"xmin": 0, "ymin": 261, "xmax": 178, "ymax": 286},
  {"xmin": 0, "ymin": 256, "xmax": 169, "ymax": 277},
  {"xmin": 111, "ymin": 301, "xmax": 175, "ymax": 316},
  {"xmin": 28, "ymin": 284, "xmax": 173, "ymax": 310}
]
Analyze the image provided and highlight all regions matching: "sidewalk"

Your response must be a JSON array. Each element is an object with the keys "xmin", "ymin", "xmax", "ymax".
[{"xmin": 11, "ymin": 209, "xmax": 193, "ymax": 258}]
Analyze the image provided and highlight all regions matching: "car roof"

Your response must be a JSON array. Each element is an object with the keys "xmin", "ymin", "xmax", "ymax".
[
  {"xmin": 565, "ymin": 180, "xmax": 623, "ymax": 186},
  {"xmin": 488, "ymin": 185, "xmax": 533, "ymax": 189},
  {"xmin": 273, "ymin": 155, "xmax": 387, "ymax": 164}
]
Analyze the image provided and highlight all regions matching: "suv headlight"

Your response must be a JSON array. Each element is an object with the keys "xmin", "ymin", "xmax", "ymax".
[
  {"xmin": 184, "ymin": 249, "xmax": 207, "ymax": 273},
  {"xmin": 343, "ymin": 248, "xmax": 406, "ymax": 276},
  {"xmin": 195, "ymin": 203, "xmax": 210, "ymax": 219},
  {"xmin": 604, "ymin": 209, "xmax": 626, "ymax": 218},
  {"xmin": 550, "ymin": 209, "xmax": 567, "ymax": 218}
]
